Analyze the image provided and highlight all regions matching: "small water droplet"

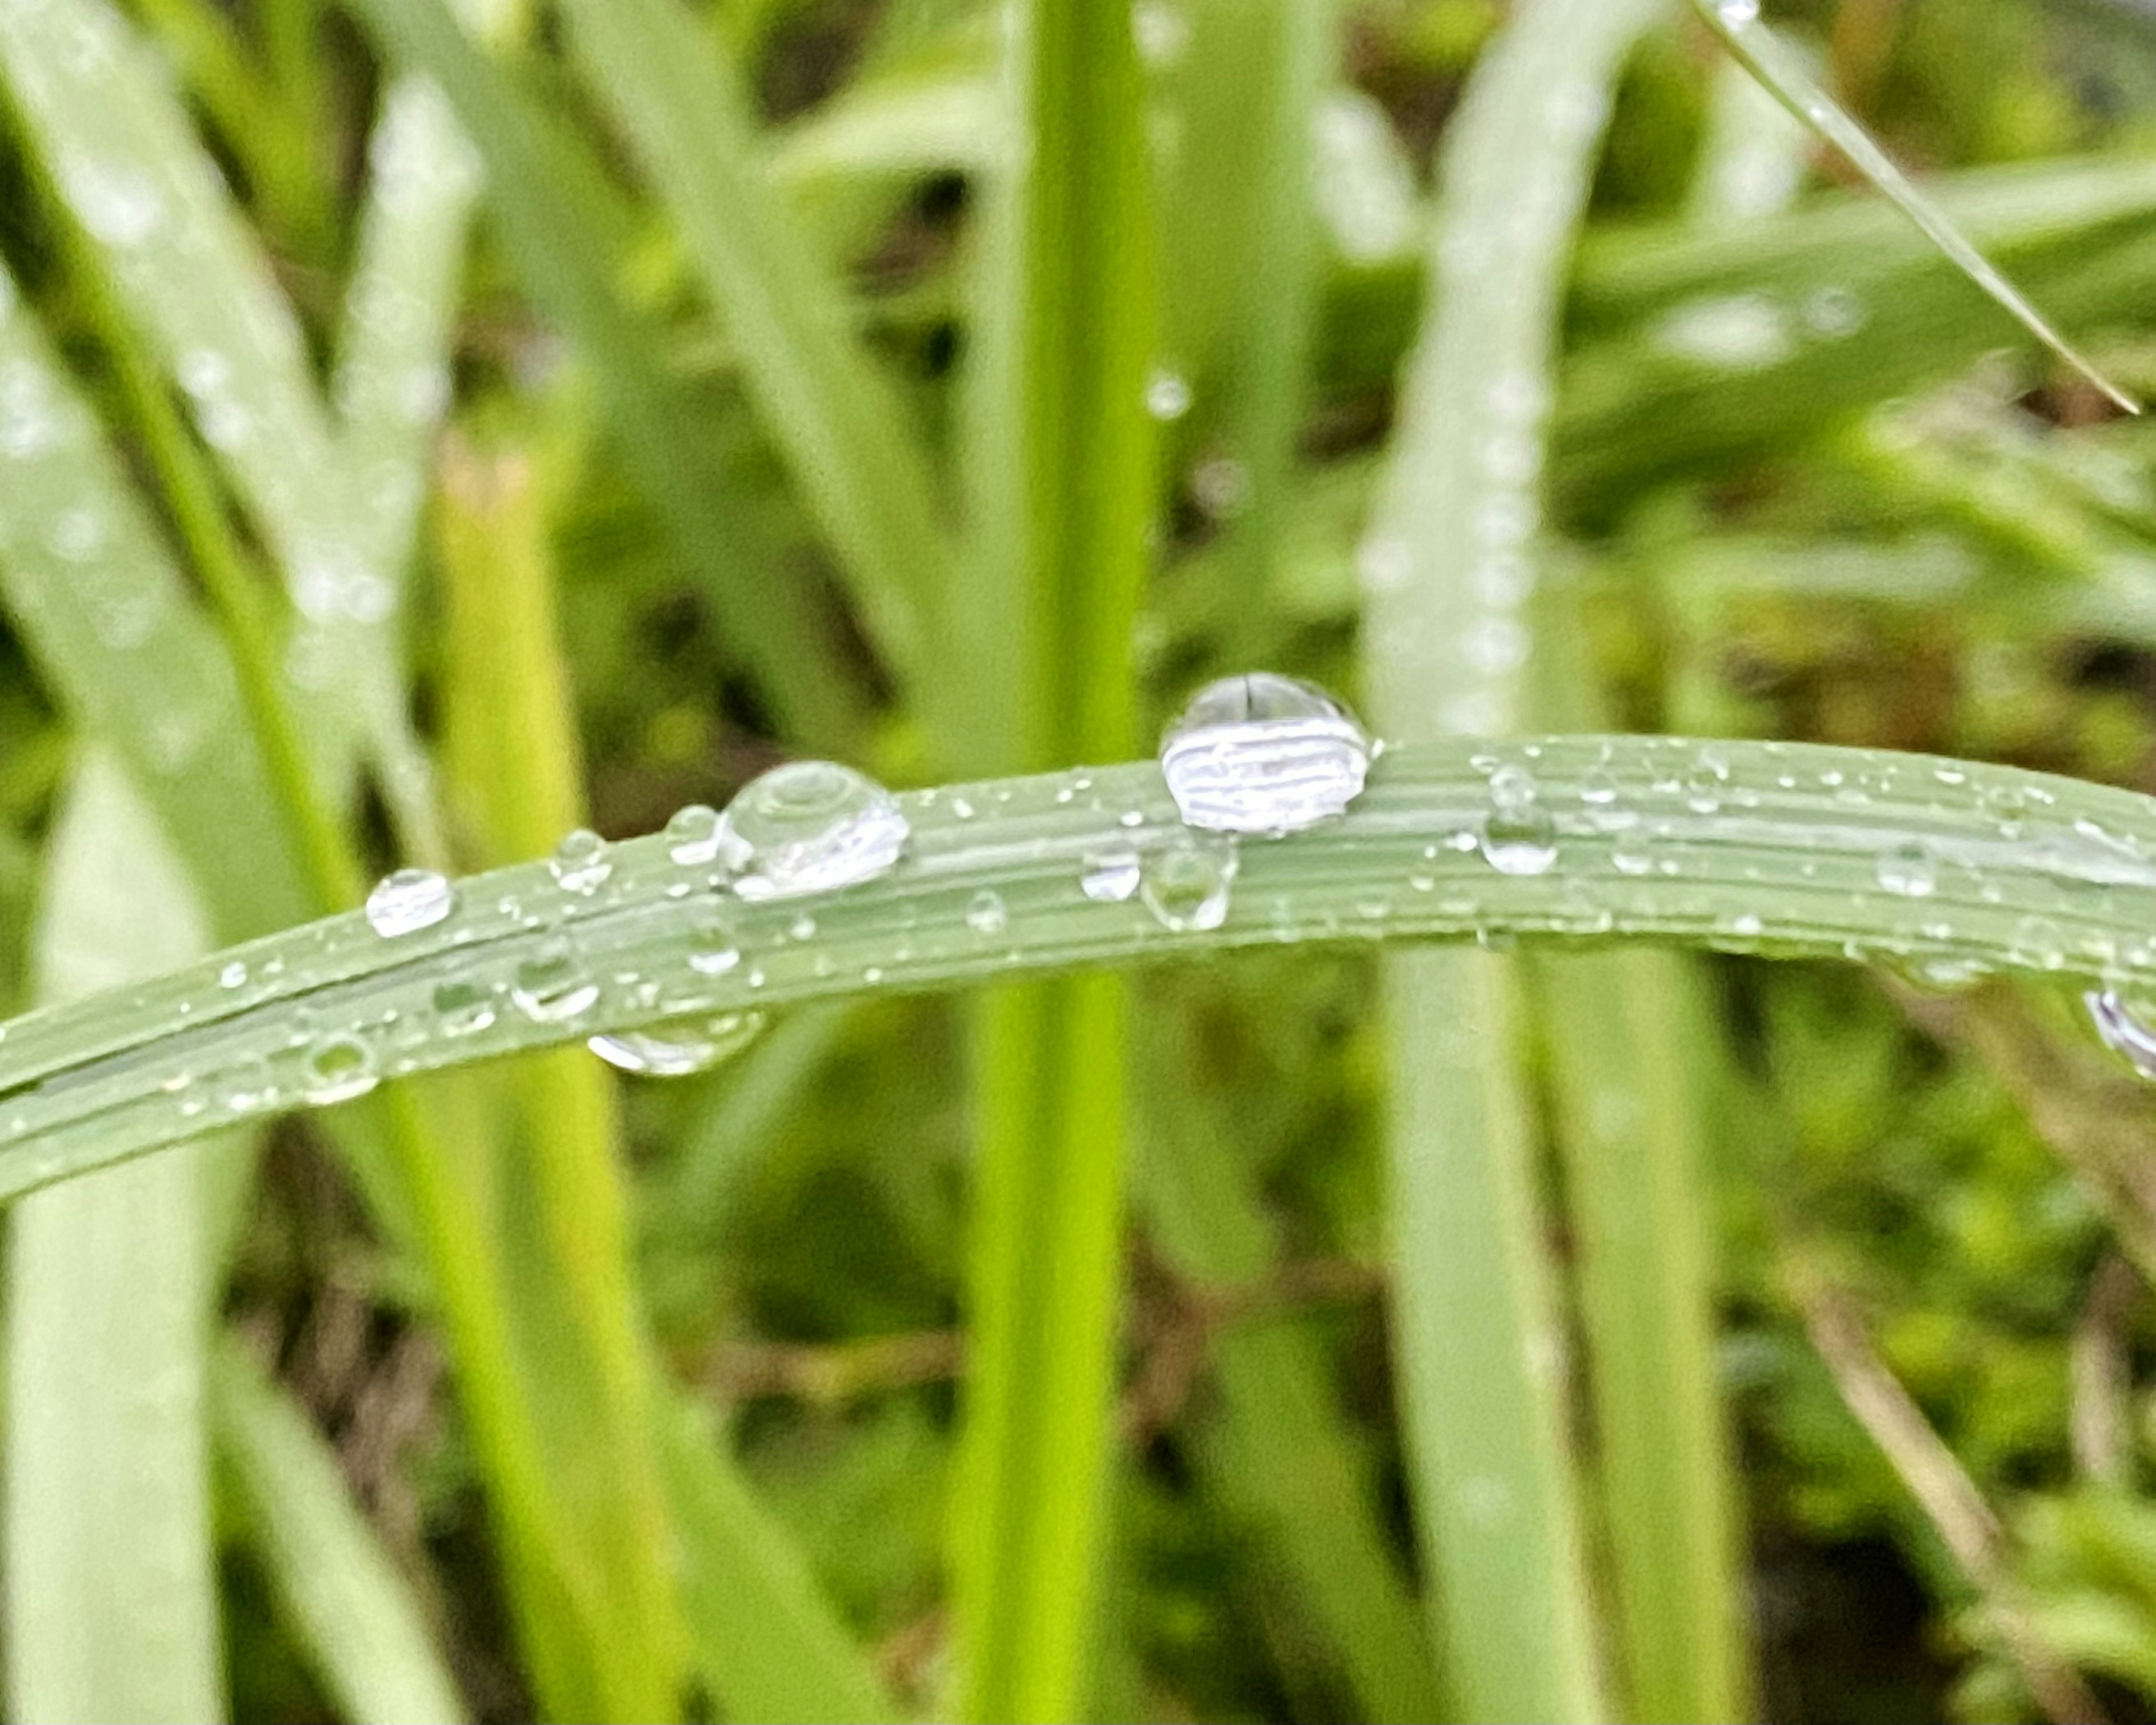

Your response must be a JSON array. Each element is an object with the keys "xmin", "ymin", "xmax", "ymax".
[
  {"xmin": 2011, "ymin": 914, "xmax": 2067, "ymax": 969},
  {"xmin": 588, "ymin": 1010, "xmax": 764, "ymax": 1077},
  {"xmin": 1684, "ymin": 748, "xmax": 1729, "ymax": 815},
  {"xmin": 432, "ymin": 978, "xmax": 497, "ymax": 1036},
  {"xmin": 1159, "ymin": 672, "xmax": 1373, "ymax": 835},
  {"xmin": 718, "ymin": 761, "xmax": 909, "ymax": 900},
  {"xmin": 1081, "ymin": 845, "xmax": 1143, "ymax": 902},
  {"xmin": 1480, "ymin": 764, "xmax": 1556, "ymax": 876},
  {"xmin": 302, "ymin": 1034, "xmax": 379, "ymax": 1104},
  {"xmin": 511, "ymin": 938, "xmax": 600, "ymax": 1022},
  {"xmin": 220, "ymin": 1055, "xmax": 276, "ymax": 1114},
  {"xmin": 687, "ymin": 907, "xmax": 741, "ymax": 977},
  {"xmin": 966, "ymin": 890, "xmax": 1010, "ymax": 936},
  {"xmin": 665, "ymin": 803, "xmax": 723, "ymax": 866},
  {"xmin": 1140, "ymin": 835, "xmax": 1237, "ymax": 932},
  {"xmin": 1874, "ymin": 840, "xmax": 1937, "ymax": 898},
  {"xmin": 366, "ymin": 867, "xmax": 454, "ymax": 937},
  {"xmin": 219, "ymin": 960, "xmax": 248, "ymax": 990},
  {"xmin": 1145, "ymin": 369, "xmax": 1191, "ymax": 420},
  {"xmin": 550, "ymin": 827, "xmax": 613, "ymax": 895},
  {"xmin": 789, "ymin": 911, "xmax": 818, "ymax": 941}
]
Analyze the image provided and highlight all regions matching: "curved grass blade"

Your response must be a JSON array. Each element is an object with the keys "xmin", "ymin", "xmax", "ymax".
[
  {"xmin": 4, "ymin": 734, "xmax": 2156, "ymax": 1190},
  {"xmin": 344, "ymin": 0, "xmax": 864, "ymax": 746},
  {"xmin": 555, "ymin": 0, "xmax": 952, "ymax": 702},
  {"xmin": 212, "ymin": 1338, "xmax": 471, "ymax": 1725},
  {"xmin": 9, "ymin": 752, "xmax": 226, "ymax": 1724},
  {"xmin": 1355, "ymin": 0, "xmax": 1659, "ymax": 1713},
  {"xmin": 1693, "ymin": 0, "xmax": 2138, "ymax": 413}
]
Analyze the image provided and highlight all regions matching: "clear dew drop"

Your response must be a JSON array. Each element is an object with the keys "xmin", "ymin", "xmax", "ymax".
[
  {"xmin": 1159, "ymin": 672, "xmax": 1373, "ymax": 835},
  {"xmin": 432, "ymin": 978, "xmax": 497, "ymax": 1036},
  {"xmin": 665, "ymin": 803, "xmax": 724, "ymax": 866},
  {"xmin": 219, "ymin": 960, "xmax": 248, "ymax": 990},
  {"xmin": 588, "ymin": 1010, "xmax": 765, "ymax": 1078},
  {"xmin": 301, "ymin": 1034, "xmax": 379, "ymax": 1104},
  {"xmin": 1874, "ymin": 840, "xmax": 1937, "ymax": 898},
  {"xmin": 550, "ymin": 827, "xmax": 613, "ymax": 895},
  {"xmin": 510, "ymin": 938, "xmax": 600, "ymax": 1023},
  {"xmin": 365, "ymin": 867, "xmax": 454, "ymax": 937},
  {"xmin": 1140, "ymin": 835, "xmax": 1237, "ymax": 932},
  {"xmin": 1081, "ymin": 845, "xmax": 1143, "ymax": 903},
  {"xmin": 2088, "ymin": 991, "xmax": 2156, "ymax": 1080},
  {"xmin": 966, "ymin": 890, "xmax": 1010, "ymax": 937},
  {"xmin": 687, "ymin": 907, "xmax": 741, "ymax": 977},
  {"xmin": 717, "ymin": 760, "xmax": 910, "ymax": 900},
  {"xmin": 1479, "ymin": 763, "xmax": 1557, "ymax": 876}
]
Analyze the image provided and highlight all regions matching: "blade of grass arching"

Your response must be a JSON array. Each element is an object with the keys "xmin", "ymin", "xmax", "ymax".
[
  {"xmin": 343, "ymin": 0, "xmax": 862, "ymax": 747},
  {"xmin": 1356, "ymin": 0, "xmax": 1660, "ymax": 1715},
  {"xmin": 555, "ymin": 0, "xmax": 950, "ymax": 703},
  {"xmin": 0, "ymin": 0, "xmax": 419, "ymax": 788},
  {"xmin": 947, "ymin": 0, "xmax": 1155, "ymax": 1713},
  {"xmin": 1133, "ymin": 1043, "xmax": 1443, "ymax": 1722},
  {"xmin": 1156, "ymin": 0, "xmax": 1330, "ymax": 659},
  {"xmin": 658, "ymin": 1399, "xmax": 897, "ymax": 1724},
  {"xmin": 436, "ymin": 440, "xmax": 686, "ymax": 1719},
  {"xmin": 9, "ymin": 752, "xmax": 226, "ymax": 1724},
  {"xmin": 21, "ymin": 734, "xmax": 2156, "ymax": 1181},
  {"xmin": 211, "ymin": 1337, "xmax": 469, "ymax": 1725},
  {"xmin": 1693, "ymin": 0, "xmax": 2137, "ymax": 413},
  {"xmin": 1527, "ymin": 613, "xmax": 1752, "ymax": 1725}
]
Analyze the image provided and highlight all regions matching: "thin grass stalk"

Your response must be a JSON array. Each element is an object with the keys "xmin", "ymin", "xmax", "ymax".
[
  {"xmin": 947, "ymin": 0, "xmax": 1155, "ymax": 1711},
  {"xmin": 1356, "ymin": 0, "xmax": 1661, "ymax": 1715}
]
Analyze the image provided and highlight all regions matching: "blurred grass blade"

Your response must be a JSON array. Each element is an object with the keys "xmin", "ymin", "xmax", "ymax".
[
  {"xmin": 948, "ymin": 0, "xmax": 1155, "ymax": 1714},
  {"xmin": 1356, "ymin": 0, "xmax": 1658, "ymax": 1715},
  {"xmin": 9, "ymin": 751, "xmax": 225, "ymax": 1724},
  {"xmin": 556, "ymin": 0, "xmax": 951, "ymax": 699},
  {"xmin": 1135, "ymin": 1046, "xmax": 1442, "ymax": 1721},
  {"xmin": 0, "ymin": 267, "xmax": 309, "ymax": 941},
  {"xmin": 212, "ymin": 1338, "xmax": 471, "ymax": 1725},
  {"xmin": 1694, "ymin": 0, "xmax": 2137, "ymax": 411},
  {"xmin": 344, "ymin": 0, "xmax": 862, "ymax": 745},
  {"xmin": 658, "ymin": 1399, "xmax": 897, "ymax": 1724},
  {"xmin": 1688, "ymin": 30, "xmax": 1813, "ymax": 226}
]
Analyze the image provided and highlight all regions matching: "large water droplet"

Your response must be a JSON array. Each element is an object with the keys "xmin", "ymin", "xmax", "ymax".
[
  {"xmin": 550, "ymin": 827, "xmax": 613, "ymax": 895},
  {"xmin": 302, "ymin": 1034, "xmax": 379, "ymax": 1104},
  {"xmin": 1479, "ymin": 764, "xmax": 1556, "ymax": 876},
  {"xmin": 2088, "ymin": 991, "xmax": 2156, "ymax": 1079},
  {"xmin": 1140, "ymin": 835, "xmax": 1237, "ymax": 931},
  {"xmin": 665, "ymin": 803, "xmax": 723, "ymax": 866},
  {"xmin": 511, "ymin": 937, "xmax": 600, "ymax": 1022},
  {"xmin": 1874, "ymin": 840, "xmax": 1937, "ymax": 898},
  {"xmin": 717, "ymin": 761, "xmax": 910, "ymax": 900},
  {"xmin": 588, "ymin": 1010, "xmax": 764, "ymax": 1078},
  {"xmin": 366, "ymin": 867, "xmax": 454, "ymax": 937},
  {"xmin": 1159, "ymin": 673, "xmax": 1373, "ymax": 835}
]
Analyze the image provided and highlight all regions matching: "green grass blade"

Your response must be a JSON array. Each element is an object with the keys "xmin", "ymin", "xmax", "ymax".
[
  {"xmin": 0, "ymin": 267, "xmax": 310, "ymax": 941},
  {"xmin": 1134, "ymin": 1050, "xmax": 1442, "ymax": 1722},
  {"xmin": 947, "ymin": 0, "xmax": 1155, "ymax": 1714},
  {"xmin": 659, "ymin": 1398, "xmax": 898, "ymax": 1724},
  {"xmin": 342, "ymin": 0, "xmax": 864, "ymax": 745},
  {"xmin": 211, "ymin": 1338, "xmax": 471, "ymax": 1725},
  {"xmin": 1694, "ymin": 0, "xmax": 2137, "ymax": 412},
  {"xmin": 8, "ymin": 751, "xmax": 225, "ymax": 1724},
  {"xmin": 555, "ymin": 0, "xmax": 951, "ymax": 699},
  {"xmin": 1356, "ymin": 0, "xmax": 1657, "ymax": 1714}
]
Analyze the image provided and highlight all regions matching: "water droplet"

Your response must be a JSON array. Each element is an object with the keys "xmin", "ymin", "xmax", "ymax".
[
  {"xmin": 47, "ymin": 505, "xmax": 104, "ymax": 562},
  {"xmin": 1874, "ymin": 840, "xmax": 1937, "ymax": 898},
  {"xmin": 60, "ymin": 154, "xmax": 164, "ymax": 246},
  {"xmin": 1145, "ymin": 369, "xmax": 1191, "ymax": 420},
  {"xmin": 1131, "ymin": 0, "xmax": 1189, "ymax": 65},
  {"xmin": 789, "ymin": 911, "xmax": 818, "ymax": 941},
  {"xmin": 966, "ymin": 890, "xmax": 1009, "ymax": 937},
  {"xmin": 687, "ymin": 907, "xmax": 741, "ymax": 977},
  {"xmin": 2088, "ymin": 991, "xmax": 2156, "ymax": 1079},
  {"xmin": 1191, "ymin": 455, "xmax": 1250, "ymax": 518},
  {"xmin": 1159, "ymin": 672, "xmax": 1373, "ymax": 835},
  {"xmin": 1081, "ymin": 845, "xmax": 1143, "ymax": 902},
  {"xmin": 366, "ymin": 867, "xmax": 454, "ymax": 937},
  {"xmin": 2011, "ymin": 914, "xmax": 2067, "ymax": 969},
  {"xmin": 1480, "ymin": 764, "xmax": 1556, "ymax": 876},
  {"xmin": 588, "ymin": 1010, "xmax": 764, "ymax": 1078},
  {"xmin": 220, "ymin": 1055, "xmax": 276, "ymax": 1114},
  {"xmin": 218, "ymin": 960, "xmax": 248, "ymax": 990},
  {"xmin": 550, "ymin": 827, "xmax": 613, "ymax": 894},
  {"xmin": 511, "ymin": 937, "xmax": 600, "ymax": 1022},
  {"xmin": 302, "ymin": 1034, "xmax": 379, "ymax": 1104},
  {"xmin": 717, "ymin": 761, "xmax": 909, "ymax": 900},
  {"xmin": 432, "ymin": 978, "xmax": 497, "ymax": 1036},
  {"xmin": 1684, "ymin": 748, "xmax": 1729, "ymax": 815},
  {"xmin": 1140, "ymin": 835, "xmax": 1237, "ymax": 932},
  {"xmin": 665, "ymin": 803, "xmax": 723, "ymax": 866}
]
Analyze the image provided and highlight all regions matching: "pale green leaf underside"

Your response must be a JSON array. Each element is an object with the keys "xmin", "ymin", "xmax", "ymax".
[{"xmin": 1, "ymin": 735, "xmax": 2152, "ymax": 1195}]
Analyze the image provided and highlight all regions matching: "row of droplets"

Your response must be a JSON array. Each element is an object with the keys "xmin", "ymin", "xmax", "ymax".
[{"xmin": 340, "ymin": 671, "xmax": 2156, "ymax": 1090}]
